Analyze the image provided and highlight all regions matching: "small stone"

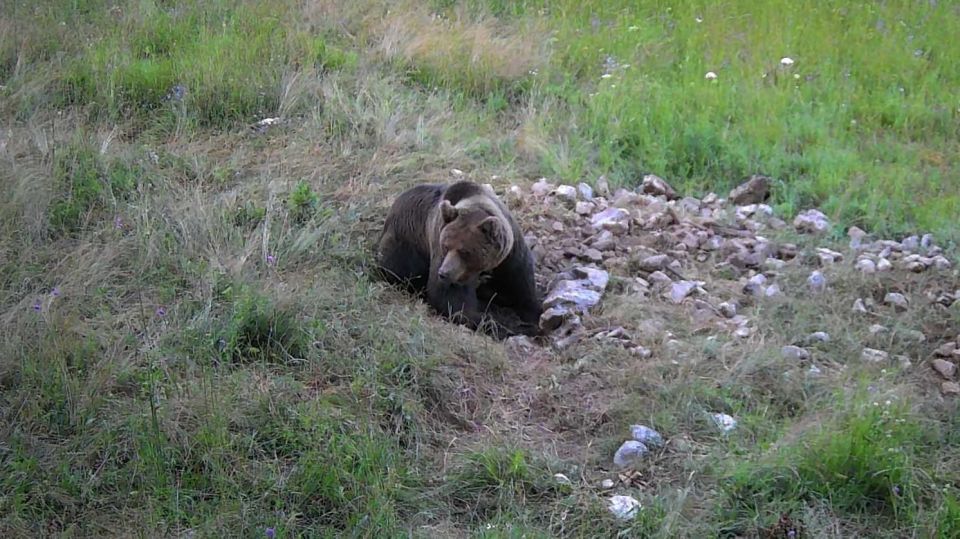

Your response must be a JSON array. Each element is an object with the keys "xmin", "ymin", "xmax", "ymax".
[
  {"xmin": 640, "ymin": 174, "xmax": 678, "ymax": 199},
  {"xmin": 613, "ymin": 440, "xmax": 650, "ymax": 468},
  {"xmin": 734, "ymin": 326, "xmax": 752, "ymax": 338},
  {"xmin": 608, "ymin": 495, "xmax": 642, "ymax": 521},
  {"xmin": 531, "ymin": 178, "xmax": 554, "ymax": 197},
  {"xmin": 648, "ymin": 271, "xmax": 672, "ymax": 287},
  {"xmin": 590, "ymin": 207, "xmax": 631, "ymax": 233},
  {"xmin": 553, "ymin": 473, "xmax": 573, "ymax": 486},
  {"xmin": 808, "ymin": 365, "xmax": 822, "ymax": 375},
  {"xmin": 630, "ymin": 425, "xmax": 665, "ymax": 447},
  {"xmin": 572, "ymin": 266, "xmax": 610, "ymax": 291},
  {"xmin": 934, "ymin": 342, "xmax": 958, "ymax": 357},
  {"xmin": 765, "ymin": 284, "xmax": 782, "ymax": 297},
  {"xmin": 669, "ymin": 281, "xmax": 698, "ymax": 304},
  {"xmin": 862, "ymin": 348, "xmax": 889, "ymax": 363},
  {"xmin": 764, "ymin": 257, "xmax": 787, "ymax": 270},
  {"xmin": 743, "ymin": 273, "xmax": 767, "ymax": 296},
  {"xmin": 921, "ymin": 233, "xmax": 934, "ymax": 249},
  {"xmin": 601, "ymin": 478, "xmax": 615, "ymax": 489},
  {"xmin": 551, "ymin": 221, "xmax": 565, "ymax": 233},
  {"xmin": 596, "ymin": 176, "xmax": 610, "ymax": 197},
  {"xmin": 904, "ymin": 260, "xmax": 926, "ymax": 273},
  {"xmin": 505, "ymin": 185, "xmax": 525, "ymax": 208},
  {"xmin": 711, "ymin": 413, "xmax": 737, "ymax": 433},
  {"xmin": 848, "ymin": 226, "xmax": 868, "ymax": 249},
  {"xmin": 554, "ymin": 185, "xmax": 577, "ymax": 206},
  {"xmin": 543, "ymin": 281, "xmax": 603, "ymax": 312},
  {"xmin": 728, "ymin": 175, "xmax": 771, "ymax": 205},
  {"xmin": 578, "ymin": 182, "xmax": 594, "ymax": 200},
  {"xmin": 808, "ymin": 271, "xmax": 826, "ymax": 291},
  {"xmin": 806, "ymin": 331, "xmax": 831, "ymax": 344},
  {"xmin": 932, "ymin": 359, "xmax": 957, "ymax": 380},
  {"xmin": 901, "ymin": 235, "xmax": 920, "ymax": 252},
  {"xmin": 718, "ymin": 301, "xmax": 737, "ymax": 319},
  {"xmin": 778, "ymin": 243, "xmax": 799, "ymax": 259},
  {"xmin": 877, "ymin": 258, "xmax": 893, "ymax": 272},
  {"xmin": 781, "ymin": 345, "xmax": 811, "ymax": 361},
  {"xmin": 583, "ymin": 248, "xmax": 604, "ymax": 262},
  {"xmin": 638, "ymin": 254, "xmax": 671, "ymax": 272},
  {"xmin": 591, "ymin": 230, "xmax": 616, "ymax": 251},
  {"xmin": 794, "ymin": 209, "xmax": 831, "ymax": 234},
  {"xmin": 932, "ymin": 256, "xmax": 952, "ymax": 270},
  {"xmin": 816, "ymin": 247, "xmax": 844, "ymax": 265},
  {"xmin": 942, "ymin": 381, "xmax": 960, "ymax": 396},
  {"xmin": 884, "ymin": 292, "xmax": 908, "ymax": 311},
  {"xmin": 540, "ymin": 306, "xmax": 571, "ymax": 332},
  {"xmin": 869, "ymin": 324, "xmax": 889, "ymax": 335},
  {"xmin": 853, "ymin": 298, "xmax": 868, "ymax": 313},
  {"xmin": 856, "ymin": 258, "xmax": 877, "ymax": 274},
  {"xmin": 575, "ymin": 201, "xmax": 594, "ymax": 215}
]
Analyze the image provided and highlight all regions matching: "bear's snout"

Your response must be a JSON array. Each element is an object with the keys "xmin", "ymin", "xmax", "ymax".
[{"xmin": 438, "ymin": 251, "xmax": 468, "ymax": 284}]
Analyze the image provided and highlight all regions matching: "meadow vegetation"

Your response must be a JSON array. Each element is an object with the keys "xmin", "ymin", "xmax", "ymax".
[{"xmin": 1, "ymin": 0, "xmax": 958, "ymax": 536}]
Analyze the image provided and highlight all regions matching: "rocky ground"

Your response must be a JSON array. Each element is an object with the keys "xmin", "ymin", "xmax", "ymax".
[{"xmin": 479, "ymin": 173, "xmax": 960, "ymax": 520}]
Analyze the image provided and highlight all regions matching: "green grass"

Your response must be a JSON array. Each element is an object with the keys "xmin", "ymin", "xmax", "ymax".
[{"xmin": 2, "ymin": 0, "xmax": 960, "ymax": 536}]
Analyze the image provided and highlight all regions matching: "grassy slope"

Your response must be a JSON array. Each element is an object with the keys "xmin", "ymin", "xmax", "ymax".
[{"xmin": 1, "ymin": 0, "xmax": 959, "ymax": 537}]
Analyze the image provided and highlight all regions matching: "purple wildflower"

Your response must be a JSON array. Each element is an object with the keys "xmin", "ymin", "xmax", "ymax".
[
  {"xmin": 265, "ymin": 528, "xmax": 276, "ymax": 539},
  {"xmin": 32, "ymin": 299, "xmax": 42, "ymax": 312},
  {"xmin": 266, "ymin": 254, "xmax": 276, "ymax": 266},
  {"xmin": 156, "ymin": 307, "xmax": 166, "ymax": 317},
  {"xmin": 51, "ymin": 287, "xmax": 61, "ymax": 297},
  {"xmin": 114, "ymin": 216, "xmax": 123, "ymax": 229}
]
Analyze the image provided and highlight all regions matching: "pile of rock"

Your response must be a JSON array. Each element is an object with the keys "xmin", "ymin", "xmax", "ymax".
[
  {"xmin": 495, "ymin": 173, "xmax": 957, "ymax": 379},
  {"xmin": 933, "ymin": 340, "xmax": 960, "ymax": 396}
]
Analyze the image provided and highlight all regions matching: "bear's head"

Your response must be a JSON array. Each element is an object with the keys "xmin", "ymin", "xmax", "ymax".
[{"xmin": 436, "ymin": 200, "xmax": 513, "ymax": 284}]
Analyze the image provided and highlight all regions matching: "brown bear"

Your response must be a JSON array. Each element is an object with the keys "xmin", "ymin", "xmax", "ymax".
[{"xmin": 375, "ymin": 180, "xmax": 542, "ymax": 339}]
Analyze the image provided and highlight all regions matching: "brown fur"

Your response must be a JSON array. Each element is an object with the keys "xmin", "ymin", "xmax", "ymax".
[{"xmin": 376, "ymin": 180, "xmax": 542, "ymax": 339}]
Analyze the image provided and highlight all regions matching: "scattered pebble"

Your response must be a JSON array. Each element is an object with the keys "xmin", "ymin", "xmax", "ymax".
[
  {"xmin": 640, "ymin": 174, "xmax": 677, "ymax": 199},
  {"xmin": 711, "ymin": 413, "xmax": 737, "ymax": 433},
  {"xmin": 630, "ymin": 425, "xmax": 665, "ymax": 447},
  {"xmin": 669, "ymin": 281, "xmax": 698, "ymax": 304},
  {"xmin": 932, "ymin": 359, "xmax": 957, "ymax": 380},
  {"xmin": 808, "ymin": 271, "xmax": 826, "ymax": 291},
  {"xmin": 935, "ymin": 342, "xmax": 958, "ymax": 357},
  {"xmin": 613, "ymin": 440, "xmax": 649, "ymax": 468},
  {"xmin": 608, "ymin": 495, "xmax": 642, "ymax": 521},
  {"xmin": 794, "ymin": 209, "xmax": 831, "ymax": 234},
  {"xmin": 856, "ymin": 258, "xmax": 877, "ymax": 274},
  {"xmin": 718, "ymin": 301, "xmax": 737, "ymax": 319},
  {"xmin": 862, "ymin": 348, "xmax": 890, "ymax": 363},
  {"xmin": 781, "ymin": 345, "xmax": 811, "ymax": 362},
  {"xmin": 553, "ymin": 473, "xmax": 573, "ymax": 486},
  {"xmin": 884, "ymin": 292, "xmax": 909, "ymax": 311}
]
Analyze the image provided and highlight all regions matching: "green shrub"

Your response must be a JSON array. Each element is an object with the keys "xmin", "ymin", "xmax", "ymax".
[{"xmin": 287, "ymin": 180, "xmax": 319, "ymax": 224}]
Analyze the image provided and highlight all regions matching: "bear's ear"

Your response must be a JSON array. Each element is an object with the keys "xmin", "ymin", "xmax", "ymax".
[
  {"xmin": 478, "ymin": 216, "xmax": 501, "ymax": 240},
  {"xmin": 440, "ymin": 200, "xmax": 458, "ymax": 224}
]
